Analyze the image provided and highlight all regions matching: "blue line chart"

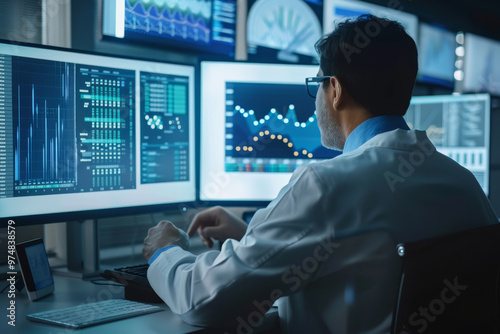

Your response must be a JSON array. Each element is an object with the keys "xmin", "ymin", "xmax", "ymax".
[
  {"xmin": 125, "ymin": 0, "xmax": 212, "ymax": 44},
  {"xmin": 225, "ymin": 82, "xmax": 338, "ymax": 160}
]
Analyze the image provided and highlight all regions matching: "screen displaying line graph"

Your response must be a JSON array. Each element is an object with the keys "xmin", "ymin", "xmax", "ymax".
[
  {"xmin": 200, "ymin": 61, "xmax": 337, "ymax": 202},
  {"xmin": 103, "ymin": 0, "xmax": 236, "ymax": 57},
  {"xmin": 225, "ymin": 82, "xmax": 337, "ymax": 172},
  {"xmin": 125, "ymin": 0, "xmax": 211, "ymax": 43}
]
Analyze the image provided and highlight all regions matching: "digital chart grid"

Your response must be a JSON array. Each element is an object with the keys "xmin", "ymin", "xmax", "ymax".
[
  {"xmin": 140, "ymin": 72, "xmax": 189, "ymax": 184},
  {"xmin": 75, "ymin": 64, "xmax": 136, "ymax": 193}
]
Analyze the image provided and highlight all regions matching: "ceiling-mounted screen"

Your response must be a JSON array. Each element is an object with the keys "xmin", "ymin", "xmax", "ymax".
[
  {"xmin": 246, "ymin": 0, "xmax": 323, "ymax": 64},
  {"xmin": 418, "ymin": 23, "xmax": 456, "ymax": 88},
  {"xmin": 461, "ymin": 33, "xmax": 500, "ymax": 96},
  {"xmin": 103, "ymin": 0, "xmax": 237, "ymax": 57},
  {"xmin": 323, "ymin": 0, "xmax": 418, "ymax": 43}
]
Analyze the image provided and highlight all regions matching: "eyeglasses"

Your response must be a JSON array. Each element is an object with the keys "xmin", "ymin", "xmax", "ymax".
[{"xmin": 305, "ymin": 76, "xmax": 331, "ymax": 98}]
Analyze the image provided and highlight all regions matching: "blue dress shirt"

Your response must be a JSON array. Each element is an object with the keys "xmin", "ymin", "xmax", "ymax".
[
  {"xmin": 148, "ymin": 245, "xmax": 179, "ymax": 265},
  {"xmin": 343, "ymin": 115, "xmax": 410, "ymax": 153}
]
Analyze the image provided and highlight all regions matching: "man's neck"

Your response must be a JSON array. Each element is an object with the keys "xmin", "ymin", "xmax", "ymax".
[{"xmin": 340, "ymin": 107, "xmax": 373, "ymax": 141}]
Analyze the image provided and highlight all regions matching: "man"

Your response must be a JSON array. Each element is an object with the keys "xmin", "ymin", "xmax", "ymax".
[{"xmin": 143, "ymin": 15, "xmax": 498, "ymax": 333}]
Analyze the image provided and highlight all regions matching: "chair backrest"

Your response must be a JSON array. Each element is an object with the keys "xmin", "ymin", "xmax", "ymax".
[{"xmin": 392, "ymin": 223, "xmax": 500, "ymax": 334}]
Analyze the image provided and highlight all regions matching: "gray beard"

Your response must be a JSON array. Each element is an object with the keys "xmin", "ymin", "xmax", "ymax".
[{"xmin": 318, "ymin": 110, "xmax": 345, "ymax": 151}]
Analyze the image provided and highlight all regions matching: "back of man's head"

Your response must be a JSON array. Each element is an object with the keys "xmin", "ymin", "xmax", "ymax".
[{"xmin": 315, "ymin": 15, "xmax": 418, "ymax": 116}]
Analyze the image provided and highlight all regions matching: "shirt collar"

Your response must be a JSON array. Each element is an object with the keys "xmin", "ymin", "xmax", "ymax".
[{"xmin": 343, "ymin": 115, "xmax": 410, "ymax": 153}]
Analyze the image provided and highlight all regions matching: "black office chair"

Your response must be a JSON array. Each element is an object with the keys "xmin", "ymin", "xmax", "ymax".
[{"xmin": 392, "ymin": 223, "xmax": 500, "ymax": 334}]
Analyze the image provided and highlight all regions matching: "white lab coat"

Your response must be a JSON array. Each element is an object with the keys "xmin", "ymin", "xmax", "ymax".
[{"xmin": 147, "ymin": 129, "xmax": 497, "ymax": 333}]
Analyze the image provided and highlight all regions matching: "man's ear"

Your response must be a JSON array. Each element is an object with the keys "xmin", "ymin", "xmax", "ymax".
[{"xmin": 330, "ymin": 76, "xmax": 343, "ymax": 110}]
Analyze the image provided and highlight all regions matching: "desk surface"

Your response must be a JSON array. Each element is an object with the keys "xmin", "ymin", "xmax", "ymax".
[
  {"xmin": 1, "ymin": 273, "xmax": 279, "ymax": 334},
  {"xmin": 0, "ymin": 274, "xmax": 206, "ymax": 334}
]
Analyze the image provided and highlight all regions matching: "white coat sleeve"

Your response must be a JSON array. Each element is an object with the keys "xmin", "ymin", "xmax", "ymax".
[{"xmin": 147, "ymin": 166, "xmax": 336, "ymax": 327}]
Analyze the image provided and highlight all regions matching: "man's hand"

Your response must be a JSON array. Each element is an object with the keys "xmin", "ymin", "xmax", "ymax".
[
  {"xmin": 187, "ymin": 206, "xmax": 248, "ymax": 248},
  {"xmin": 143, "ymin": 221, "xmax": 189, "ymax": 261}
]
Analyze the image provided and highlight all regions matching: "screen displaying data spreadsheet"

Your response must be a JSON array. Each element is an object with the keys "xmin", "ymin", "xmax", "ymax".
[
  {"xmin": 102, "ymin": 0, "xmax": 237, "ymax": 57},
  {"xmin": 0, "ymin": 41, "xmax": 195, "ymax": 224},
  {"xmin": 405, "ymin": 94, "xmax": 490, "ymax": 194},
  {"xmin": 200, "ymin": 61, "xmax": 339, "ymax": 202}
]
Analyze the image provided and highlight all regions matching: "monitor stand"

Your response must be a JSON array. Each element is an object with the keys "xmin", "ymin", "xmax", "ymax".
[{"xmin": 52, "ymin": 219, "xmax": 100, "ymax": 279}]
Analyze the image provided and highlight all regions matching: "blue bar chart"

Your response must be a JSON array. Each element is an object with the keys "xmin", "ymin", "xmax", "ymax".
[
  {"xmin": 8, "ymin": 56, "xmax": 137, "ymax": 196},
  {"xmin": 12, "ymin": 57, "xmax": 76, "ymax": 194}
]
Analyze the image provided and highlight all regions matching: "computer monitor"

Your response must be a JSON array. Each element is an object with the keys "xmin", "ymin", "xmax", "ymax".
[
  {"xmin": 323, "ymin": 0, "xmax": 419, "ymax": 42},
  {"xmin": 404, "ymin": 94, "xmax": 490, "ymax": 194},
  {"xmin": 0, "ymin": 41, "xmax": 196, "ymax": 225},
  {"xmin": 200, "ymin": 61, "xmax": 339, "ymax": 203},
  {"xmin": 461, "ymin": 33, "xmax": 500, "ymax": 96},
  {"xmin": 102, "ymin": 0, "xmax": 237, "ymax": 58},
  {"xmin": 417, "ymin": 23, "xmax": 456, "ymax": 88},
  {"xmin": 246, "ymin": 0, "xmax": 323, "ymax": 64}
]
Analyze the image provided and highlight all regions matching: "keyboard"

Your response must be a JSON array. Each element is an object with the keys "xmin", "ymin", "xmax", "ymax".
[
  {"xmin": 101, "ymin": 264, "xmax": 163, "ymax": 303},
  {"xmin": 27, "ymin": 299, "xmax": 163, "ymax": 329},
  {"xmin": 113, "ymin": 263, "xmax": 148, "ymax": 277}
]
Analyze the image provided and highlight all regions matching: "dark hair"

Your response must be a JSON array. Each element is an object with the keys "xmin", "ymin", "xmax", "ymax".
[{"xmin": 315, "ymin": 15, "xmax": 418, "ymax": 116}]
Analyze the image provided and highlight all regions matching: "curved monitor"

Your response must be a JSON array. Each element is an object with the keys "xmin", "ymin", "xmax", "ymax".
[
  {"xmin": 200, "ymin": 61, "xmax": 339, "ymax": 203},
  {"xmin": 0, "ymin": 41, "xmax": 195, "ymax": 225}
]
